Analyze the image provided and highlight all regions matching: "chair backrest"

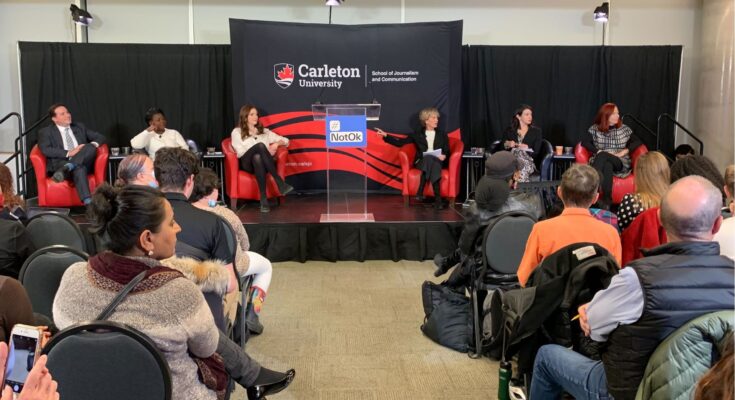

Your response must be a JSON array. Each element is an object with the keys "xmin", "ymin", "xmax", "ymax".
[
  {"xmin": 25, "ymin": 211, "xmax": 87, "ymax": 253},
  {"xmin": 483, "ymin": 212, "xmax": 536, "ymax": 275},
  {"xmin": 217, "ymin": 216, "xmax": 238, "ymax": 265},
  {"xmin": 43, "ymin": 320, "xmax": 172, "ymax": 400},
  {"xmin": 537, "ymin": 139, "xmax": 554, "ymax": 180},
  {"xmin": 18, "ymin": 245, "xmax": 88, "ymax": 320}
]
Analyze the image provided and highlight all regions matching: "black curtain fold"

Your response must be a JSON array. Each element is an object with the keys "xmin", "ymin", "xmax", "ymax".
[{"xmin": 460, "ymin": 45, "xmax": 681, "ymax": 154}]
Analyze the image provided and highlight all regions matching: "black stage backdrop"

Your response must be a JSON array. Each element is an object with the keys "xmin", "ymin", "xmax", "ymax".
[
  {"xmin": 230, "ymin": 19, "xmax": 463, "ymax": 191},
  {"xmin": 19, "ymin": 41, "xmax": 680, "ymax": 196},
  {"xmin": 460, "ymin": 45, "xmax": 682, "ymax": 154}
]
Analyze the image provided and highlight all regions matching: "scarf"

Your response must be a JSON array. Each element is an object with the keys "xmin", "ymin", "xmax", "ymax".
[{"xmin": 89, "ymin": 251, "xmax": 229, "ymax": 399}]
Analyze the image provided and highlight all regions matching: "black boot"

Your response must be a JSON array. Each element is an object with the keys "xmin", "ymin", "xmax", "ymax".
[
  {"xmin": 432, "ymin": 181, "xmax": 444, "ymax": 209},
  {"xmin": 259, "ymin": 195, "xmax": 270, "ymax": 213},
  {"xmin": 415, "ymin": 176, "xmax": 426, "ymax": 202},
  {"xmin": 246, "ymin": 368, "xmax": 296, "ymax": 400},
  {"xmin": 433, "ymin": 249, "xmax": 461, "ymax": 277},
  {"xmin": 275, "ymin": 177, "xmax": 294, "ymax": 196}
]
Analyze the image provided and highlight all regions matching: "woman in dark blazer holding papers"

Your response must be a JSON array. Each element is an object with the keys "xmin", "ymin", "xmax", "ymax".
[
  {"xmin": 502, "ymin": 104, "xmax": 542, "ymax": 182},
  {"xmin": 376, "ymin": 107, "xmax": 449, "ymax": 209}
]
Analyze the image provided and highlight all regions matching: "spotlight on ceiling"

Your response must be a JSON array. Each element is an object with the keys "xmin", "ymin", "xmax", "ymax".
[
  {"xmin": 593, "ymin": 2, "xmax": 609, "ymax": 23},
  {"xmin": 325, "ymin": 0, "xmax": 343, "ymax": 6},
  {"xmin": 70, "ymin": 4, "xmax": 93, "ymax": 26}
]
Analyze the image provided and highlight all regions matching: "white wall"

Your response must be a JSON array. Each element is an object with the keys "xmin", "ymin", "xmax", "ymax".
[{"xmin": 0, "ymin": 0, "xmax": 712, "ymax": 163}]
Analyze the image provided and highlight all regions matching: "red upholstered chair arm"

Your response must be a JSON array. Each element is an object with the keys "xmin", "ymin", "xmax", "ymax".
[
  {"xmin": 398, "ymin": 145, "xmax": 414, "ymax": 197},
  {"xmin": 221, "ymin": 138, "xmax": 240, "ymax": 197},
  {"xmin": 29, "ymin": 145, "xmax": 48, "ymax": 202},
  {"xmin": 574, "ymin": 142, "xmax": 591, "ymax": 164},
  {"xmin": 275, "ymin": 146, "xmax": 288, "ymax": 179},
  {"xmin": 93, "ymin": 144, "xmax": 109, "ymax": 184},
  {"xmin": 447, "ymin": 139, "xmax": 464, "ymax": 197},
  {"xmin": 630, "ymin": 144, "xmax": 648, "ymax": 170}
]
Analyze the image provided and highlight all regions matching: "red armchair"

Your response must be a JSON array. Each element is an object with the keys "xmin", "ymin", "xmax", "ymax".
[
  {"xmin": 29, "ymin": 144, "xmax": 109, "ymax": 207},
  {"xmin": 221, "ymin": 138, "xmax": 288, "ymax": 209},
  {"xmin": 574, "ymin": 143, "xmax": 648, "ymax": 204},
  {"xmin": 398, "ymin": 137, "xmax": 464, "ymax": 206}
]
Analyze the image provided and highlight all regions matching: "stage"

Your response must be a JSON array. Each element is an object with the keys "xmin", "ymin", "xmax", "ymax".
[{"xmin": 237, "ymin": 193, "xmax": 463, "ymax": 262}]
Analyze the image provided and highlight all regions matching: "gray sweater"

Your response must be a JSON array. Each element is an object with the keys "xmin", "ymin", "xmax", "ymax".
[{"xmin": 53, "ymin": 260, "xmax": 221, "ymax": 400}]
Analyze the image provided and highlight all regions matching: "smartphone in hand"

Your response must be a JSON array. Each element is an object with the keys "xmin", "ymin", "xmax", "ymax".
[{"xmin": 3, "ymin": 324, "xmax": 42, "ymax": 394}]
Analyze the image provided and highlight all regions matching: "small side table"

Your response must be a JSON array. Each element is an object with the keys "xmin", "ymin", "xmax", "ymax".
[
  {"xmin": 462, "ymin": 151, "xmax": 486, "ymax": 205},
  {"xmin": 201, "ymin": 153, "xmax": 225, "ymax": 202},
  {"xmin": 551, "ymin": 154, "xmax": 576, "ymax": 180},
  {"xmin": 107, "ymin": 154, "xmax": 126, "ymax": 183}
]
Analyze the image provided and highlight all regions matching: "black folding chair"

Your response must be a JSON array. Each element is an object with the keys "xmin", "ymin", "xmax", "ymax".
[
  {"xmin": 25, "ymin": 211, "xmax": 87, "ymax": 253},
  {"xmin": 18, "ymin": 245, "xmax": 88, "ymax": 320},
  {"xmin": 469, "ymin": 211, "xmax": 536, "ymax": 358},
  {"xmin": 43, "ymin": 320, "xmax": 172, "ymax": 400}
]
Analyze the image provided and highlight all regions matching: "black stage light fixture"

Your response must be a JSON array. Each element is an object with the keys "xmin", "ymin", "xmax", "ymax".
[
  {"xmin": 70, "ymin": 4, "xmax": 93, "ymax": 26},
  {"xmin": 593, "ymin": 2, "xmax": 609, "ymax": 23}
]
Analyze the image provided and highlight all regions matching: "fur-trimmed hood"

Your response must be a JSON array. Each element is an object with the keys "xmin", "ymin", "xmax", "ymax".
[{"xmin": 161, "ymin": 256, "xmax": 229, "ymax": 295}]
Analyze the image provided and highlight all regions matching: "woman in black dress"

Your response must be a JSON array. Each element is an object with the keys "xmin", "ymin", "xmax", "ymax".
[
  {"xmin": 502, "ymin": 104, "xmax": 542, "ymax": 182},
  {"xmin": 376, "ymin": 107, "xmax": 449, "ymax": 209}
]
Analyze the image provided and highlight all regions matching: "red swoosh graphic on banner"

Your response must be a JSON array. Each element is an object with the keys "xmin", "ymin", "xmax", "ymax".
[{"xmin": 260, "ymin": 111, "xmax": 460, "ymax": 190}]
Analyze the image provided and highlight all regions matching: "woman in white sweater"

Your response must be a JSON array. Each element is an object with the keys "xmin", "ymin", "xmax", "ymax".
[
  {"xmin": 231, "ymin": 105, "xmax": 293, "ymax": 212},
  {"xmin": 130, "ymin": 108, "xmax": 188, "ymax": 161}
]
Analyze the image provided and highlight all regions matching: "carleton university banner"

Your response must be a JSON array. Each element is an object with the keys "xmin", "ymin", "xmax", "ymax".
[{"xmin": 230, "ymin": 19, "xmax": 462, "ymax": 191}]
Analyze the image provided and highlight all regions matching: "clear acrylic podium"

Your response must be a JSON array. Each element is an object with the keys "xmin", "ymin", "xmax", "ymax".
[{"xmin": 312, "ymin": 103, "xmax": 381, "ymax": 222}]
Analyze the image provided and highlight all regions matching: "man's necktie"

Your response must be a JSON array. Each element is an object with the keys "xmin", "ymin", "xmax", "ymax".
[{"xmin": 64, "ymin": 127, "xmax": 74, "ymax": 151}]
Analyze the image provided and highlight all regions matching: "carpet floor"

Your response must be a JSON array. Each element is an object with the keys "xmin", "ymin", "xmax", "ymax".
[{"xmin": 233, "ymin": 260, "xmax": 499, "ymax": 399}]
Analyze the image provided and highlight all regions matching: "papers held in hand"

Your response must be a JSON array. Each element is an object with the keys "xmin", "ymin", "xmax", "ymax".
[{"xmin": 423, "ymin": 149, "xmax": 442, "ymax": 158}]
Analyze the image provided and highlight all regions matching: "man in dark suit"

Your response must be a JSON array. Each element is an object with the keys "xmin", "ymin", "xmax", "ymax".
[{"xmin": 38, "ymin": 103, "xmax": 106, "ymax": 204}]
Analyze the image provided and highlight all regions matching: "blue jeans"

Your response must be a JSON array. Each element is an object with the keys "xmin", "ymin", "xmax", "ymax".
[{"xmin": 530, "ymin": 344, "xmax": 613, "ymax": 400}]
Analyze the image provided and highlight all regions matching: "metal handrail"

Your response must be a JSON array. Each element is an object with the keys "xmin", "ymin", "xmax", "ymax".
[
  {"xmin": 622, "ymin": 114, "xmax": 658, "ymax": 149},
  {"xmin": 2, "ymin": 114, "xmax": 49, "ymax": 197},
  {"xmin": 657, "ymin": 113, "xmax": 703, "ymax": 155}
]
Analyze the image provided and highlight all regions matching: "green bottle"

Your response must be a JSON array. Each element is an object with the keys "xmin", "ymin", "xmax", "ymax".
[{"xmin": 498, "ymin": 360, "xmax": 512, "ymax": 400}]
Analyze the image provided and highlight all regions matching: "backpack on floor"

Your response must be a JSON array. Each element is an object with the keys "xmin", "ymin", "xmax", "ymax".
[
  {"xmin": 420, "ymin": 281, "xmax": 473, "ymax": 353},
  {"xmin": 480, "ymin": 283, "xmax": 519, "ymax": 360}
]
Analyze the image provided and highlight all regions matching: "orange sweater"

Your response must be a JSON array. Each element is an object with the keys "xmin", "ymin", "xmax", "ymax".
[{"xmin": 517, "ymin": 207, "xmax": 622, "ymax": 286}]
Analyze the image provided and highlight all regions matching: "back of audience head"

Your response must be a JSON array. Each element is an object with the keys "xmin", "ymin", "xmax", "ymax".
[
  {"xmin": 674, "ymin": 144, "xmax": 696, "ymax": 160},
  {"xmin": 670, "ymin": 154, "xmax": 725, "ymax": 202},
  {"xmin": 116, "ymin": 153, "xmax": 157, "ymax": 188},
  {"xmin": 0, "ymin": 163, "xmax": 24, "ymax": 209},
  {"xmin": 154, "ymin": 147, "xmax": 200, "ymax": 193},
  {"xmin": 88, "ymin": 184, "xmax": 176, "ymax": 257},
  {"xmin": 659, "ymin": 176, "xmax": 723, "ymax": 242},
  {"xmin": 724, "ymin": 165, "xmax": 734, "ymax": 206},
  {"xmin": 634, "ymin": 151, "xmax": 670, "ymax": 209},
  {"xmin": 190, "ymin": 167, "xmax": 220, "ymax": 203},
  {"xmin": 559, "ymin": 164, "xmax": 599, "ymax": 208}
]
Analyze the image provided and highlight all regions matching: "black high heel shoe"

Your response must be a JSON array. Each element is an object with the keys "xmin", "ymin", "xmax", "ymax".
[{"xmin": 246, "ymin": 369, "xmax": 295, "ymax": 400}]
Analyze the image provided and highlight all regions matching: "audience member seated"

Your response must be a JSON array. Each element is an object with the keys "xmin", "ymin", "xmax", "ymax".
[
  {"xmin": 674, "ymin": 143, "xmax": 695, "ymax": 160},
  {"xmin": 230, "ymin": 105, "xmax": 293, "ymax": 213},
  {"xmin": 38, "ymin": 103, "xmax": 106, "ymax": 205},
  {"xmin": 516, "ymin": 164, "xmax": 622, "ymax": 286},
  {"xmin": 502, "ymin": 104, "xmax": 542, "ymax": 182},
  {"xmin": 130, "ymin": 107, "xmax": 188, "ymax": 161},
  {"xmin": 114, "ymin": 153, "xmax": 158, "ymax": 188},
  {"xmin": 0, "ymin": 276, "xmax": 35, "ymax": 343},
  {"xmin": 694, "ymin": 331, "xmax": 733, "ymax": 400},
  {"xmin": 621, "ymin": 207, "xmax": 667, "ymax": 265},
  {"xmin": 714, "ymin": 165, "xmax": 734, "ymax": 259},
  {"xmin": 0, "ymin": 219, "xmax": 34, "ymax": 279},
  {"xmin": 618, "ymin": 151, "xmax": 670, "ymax": 231},
  {"xmin": 52, "ymin": 185, "xmax": 294, "ymax": 399},
  {"xmin": 433, "ymin": 151, "xmax": 541, "ymax": 285},
  {"xmin": 376, "ymin": 107, "xmax": 449, "ymax": 209},
  {"xmin": 670, "ymin": 154, "xmax": 726, "ymax": 203},
  {"xmin": 588, "ymin": 207, "xmax": 620, "ymax": 232},
  {"xmin": 190, "ymin": 168, "xmax": 273, "ymax": 336},
  {"xmin": 0, "ymin": 340, "xmax": 59, "ymax": 399},
  {"xmin": 530, "ymin": 175, "xmax": 734, "ymax": 400},
  {"xmin": 582, "ymin": 102, "xmax": 643, "ymax": 209},
  {"xmin": 0, "ymin": 164, "xmax": 26, "ymax": 221}
]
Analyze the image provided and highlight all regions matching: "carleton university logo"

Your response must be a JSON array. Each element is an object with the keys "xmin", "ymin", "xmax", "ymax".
[{"xmin": 274, "ymin": 63, "xmax": 295, "ymax": 89}]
